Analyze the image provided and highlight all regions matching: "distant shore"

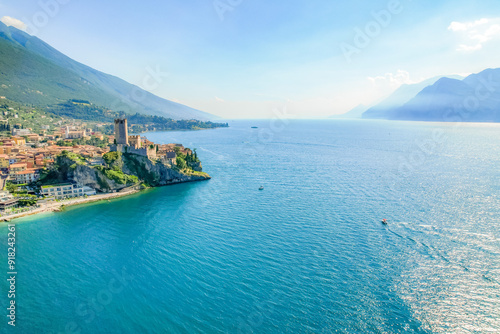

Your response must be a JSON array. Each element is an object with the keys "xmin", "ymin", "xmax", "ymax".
[{"xmin": 0, "ymin": 189, "xmax": 140, "ymax": 222}]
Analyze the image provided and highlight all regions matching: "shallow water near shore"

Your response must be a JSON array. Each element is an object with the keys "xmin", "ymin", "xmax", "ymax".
[{"xmin": 1, "ymin": 119, "xmax": 499, "ymax": 333}]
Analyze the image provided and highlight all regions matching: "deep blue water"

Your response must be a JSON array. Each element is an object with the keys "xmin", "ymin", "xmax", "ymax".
[{"xmin": 1, "ymin": 119, "xmax": 499, "ymax": 333}]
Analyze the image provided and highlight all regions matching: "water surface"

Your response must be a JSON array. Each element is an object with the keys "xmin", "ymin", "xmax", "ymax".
[{"xmin": 1, "ymin": 119, "xmax": 499, "ymax": 333}]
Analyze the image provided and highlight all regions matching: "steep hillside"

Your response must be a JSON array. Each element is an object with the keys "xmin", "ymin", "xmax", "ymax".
[
  {"xmin": 393, "ymin": 71, "xmax": 500, "ymax": 122},
  {"xmin": 362, "ymin": 75, "xmax": 464, "ymax": 119},
  {"xmin": 0, "ymin": 21, "xmax": 215, "ymax": 120}
]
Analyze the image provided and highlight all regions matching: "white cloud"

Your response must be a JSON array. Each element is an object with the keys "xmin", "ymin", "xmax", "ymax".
[
  {"xmin": 215, "ymin": 96, "xmax": 225, "ymax": 102},
  {"xmin": 367, "ymin": 70, "xmax": 417, "ymax": 88},
  {"xmin": 0, "ymin": 16, "xmax": 27, "ymax": 31},
  {"xmin": 448, "ymin": 18, "xmax": 500, "ymax": 52},
  {"xmin": 457, "ymin": 44, "xmax": 483, "ymax": 52},
  {"xmin": 448, "ymin": 18, "xmax": 489, "ymax": 32}
]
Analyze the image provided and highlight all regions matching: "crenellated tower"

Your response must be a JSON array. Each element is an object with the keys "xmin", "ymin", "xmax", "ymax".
[{"xmin": 114, "ymin": 119, "xmax": 129, "ymax": 145}]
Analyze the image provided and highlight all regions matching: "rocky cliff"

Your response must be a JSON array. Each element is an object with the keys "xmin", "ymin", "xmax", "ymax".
[
  {"xmin": 73, "ymin": 164, "xmax": 125, "ymax": 192},
  {"xmin": 45, "ymin": 152, "xmax": 210, "ymax": 193},
  {"xmin": 120, "ymin": 153, "xmax": 210, "ymax": 186}
]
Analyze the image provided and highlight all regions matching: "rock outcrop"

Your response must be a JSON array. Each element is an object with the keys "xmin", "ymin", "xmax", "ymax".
[
  {"xmin": 73, "ymin": 164, "xmax": 125, "ymax": 192},
  {"xmin": 121, "ymin": 154, "xmax": 209, "ymax": 186}
]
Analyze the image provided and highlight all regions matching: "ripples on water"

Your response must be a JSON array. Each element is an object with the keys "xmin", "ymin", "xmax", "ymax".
[{"xmin": 1, "ymin": 120, "xmax": 499, "ymax": 333}]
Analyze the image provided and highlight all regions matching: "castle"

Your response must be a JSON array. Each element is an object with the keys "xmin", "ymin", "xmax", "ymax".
[{"xmin": 111, "ymin": 119, "xmax": 157, "ymax": 159}]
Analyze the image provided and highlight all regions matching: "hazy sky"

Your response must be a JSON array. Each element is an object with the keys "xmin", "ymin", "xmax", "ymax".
[{"xmin": 2, "ymin": 0, "xmax": 500, "ymax": 118}]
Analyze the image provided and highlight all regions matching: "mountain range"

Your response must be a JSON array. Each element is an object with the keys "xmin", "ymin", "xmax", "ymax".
[
  {"xmin": 334, "ymin": 71, "xmax": 500, "ymax": 122},
  {"xmin": 390, "ymin": 70, "xmax": 500, "ymax": 122},
  {"xmin": 0, "ymin": 21, "xmax": 215, "ymax": 120},
  {"xmin": 361, "ymin": 75, "xmax": 463, "ymax": 119}
]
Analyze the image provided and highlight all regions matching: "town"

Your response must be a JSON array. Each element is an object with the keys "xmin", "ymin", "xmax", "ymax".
[{"xmin": 0, "ymin": 116, "xmax": 197, "ymax": 219}]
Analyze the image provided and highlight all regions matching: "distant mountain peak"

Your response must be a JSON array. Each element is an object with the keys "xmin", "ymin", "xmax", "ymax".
[{"xmin": 362, "ymin": 69, "xmax": 500, "ymax": 122}]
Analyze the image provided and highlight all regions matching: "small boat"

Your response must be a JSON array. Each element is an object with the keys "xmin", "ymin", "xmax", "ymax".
[
  {"xmin": 259, "ymin": 186, "xmax": 264, "ymax": 190},
  {"xmin": 251, "ymin": 126, "xmax": 258, "ymax": 129},
  {"xmin": 381, "ymin": 219, "xmax": 388, "ymax": 225}
]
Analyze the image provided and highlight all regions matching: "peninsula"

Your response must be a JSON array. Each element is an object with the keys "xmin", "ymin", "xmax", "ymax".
[{"xmin": 0, "ymin": 118, "xmax": 210, "ymax": 221}]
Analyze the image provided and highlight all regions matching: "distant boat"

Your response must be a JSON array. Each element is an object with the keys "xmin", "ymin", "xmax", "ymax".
[
  {"xmin": 259, "ymin": 186, "xmax": 264, "ymax": 190},
  {"xmin": 251, "ymin": 126, "xmax": 258, "ymax": 129},
  {"xmin": 381, "ymin": 219, "xmax": 388, "ymax": 225}
]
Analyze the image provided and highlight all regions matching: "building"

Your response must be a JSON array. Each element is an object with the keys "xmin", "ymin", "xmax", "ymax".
[
  {"xmin": 89, "ymin": 157, "xmax": 104, "ymax": 166},
  {"xmin": 0, "ymin": 154, "xmax": 9, "ymax": 168},
  {"xmin": 111, "ymin": 119, "xmax": 157, "ymax": 159},
  {"xmin": 9, "ymin": 162, "xmax": 27, "ymax": 175},
  {"xmin": 114, "ymin": 119, "xmax": 128, "ymax": 145},
  {"xmin": 26, "ymin": 134, "xmax": 41, "ymax": 142},
  {"xmin": 128, "ymin": 135, "xmax": 142, "ymax": 148},
  {"xmin": 8, "ymin": 156, "xmax": 21, "ymax": 164},
  {"xmin": 11, "ymin": 136, "xmax": 26, "ymax": 146},
  {"xmin": 162, "ymin": 151, "xmax": 177, "ymax": 166},
  {"xmin": 65, "ymin": 126, "xmax": 86, "ymax": 139},
  {"xmin": 0, "ymin": 146, "xmax": 12, "ymax": 155},
  {"xmin": 11, "ymin": 129, "xmax": 31, "ymax": 137},
  {"xmin": 13, "ymin": 169, "xmax": 39, "ymax": 184},
  {"xmin": 40, "ymin": 183, "xmax": 97, "ymax": 199},
  {"xmin": 0, "ymin": 191, "xmax": 19, "ymax": 211}
]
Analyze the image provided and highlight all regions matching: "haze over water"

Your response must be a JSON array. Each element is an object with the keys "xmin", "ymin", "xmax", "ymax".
[{"xmin": 1, "ymin": 119, "xmax": 499, "ymax": 333}]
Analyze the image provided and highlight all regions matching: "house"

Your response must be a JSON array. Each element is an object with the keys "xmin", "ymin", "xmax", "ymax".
[
  {"xmin": 8, "ymin": 157, "xmax": 21, "ymax": 164},
  {"xmin": 9, "ymin": 162, "xmax": 27, "ymax": 175},
  {"xmin": 26, "ymin": 134, "xmax": 41, "ymax": 142},
  {"xmin": 11, "ymin": 136, "xmax": 26, "ymax": 146},
  {"xmin": 13, "ymin": 169, "xmax": 39, "ymax": 184},
  {"xmin": 0, "ymin": 154, "xmax": 9, "ymax": 168},
  {"xmin": 163, "ymin": 151, "xmax": 177, "ymax": 165},
  {"xmin": 0, "ymin": 146, "xmax": 12, "ymax": 155}
]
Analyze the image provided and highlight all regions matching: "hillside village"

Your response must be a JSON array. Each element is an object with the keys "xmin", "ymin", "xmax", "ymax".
[{"xmin": 0, "ymin": 115, "xmax": 201, "ymax": 217}]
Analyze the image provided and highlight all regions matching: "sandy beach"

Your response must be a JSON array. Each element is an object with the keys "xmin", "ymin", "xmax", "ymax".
[{"xmin": 0, "ymin": 189, "xmax": 140, "ymax": 222}]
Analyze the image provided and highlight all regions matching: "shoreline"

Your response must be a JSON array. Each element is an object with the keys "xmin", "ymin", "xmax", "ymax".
[
  {"xmin": 0, "ymin": 189, "xmax": 141, "ymax": 223},
  {"xmin": 0, "ymin": 177, "xmax": 211, "ymax": 223}
]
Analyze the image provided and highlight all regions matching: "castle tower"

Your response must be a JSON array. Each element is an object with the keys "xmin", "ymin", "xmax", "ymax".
[{"xmin": 114, "ymin": 119, "xmax": 129, "ymax": 145}]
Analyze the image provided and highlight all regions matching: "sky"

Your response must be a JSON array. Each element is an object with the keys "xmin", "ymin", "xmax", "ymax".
[{"xmin": 2, "ymin": 0, "xmax": 500, "ymax": 119}]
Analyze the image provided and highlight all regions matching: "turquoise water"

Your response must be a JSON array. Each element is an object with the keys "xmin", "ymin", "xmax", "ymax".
[{"xmin": 1, "ymin": 120, "xmax": 499, "ymax": 333}]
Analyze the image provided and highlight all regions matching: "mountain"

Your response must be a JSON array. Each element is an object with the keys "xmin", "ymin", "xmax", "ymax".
[
  {"xmin": 362, "ymin": 75, "xmax": 464, "ymax": 119},
  {"xmin": 329, "ymin": 104, "xmax": 367, "ymax": 119},
  {"xmin": 391, "ymin": 69, "xmax": 500, "ymax": 122},
  {"xmin": 0, "ymin": 21, "xmax": 216, "ymax": 120}
]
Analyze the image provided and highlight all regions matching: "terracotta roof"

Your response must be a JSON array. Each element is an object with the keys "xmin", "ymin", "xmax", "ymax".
[
  {"xmin": 15, "ymin": 170, "xmax": 36, "ymax": 175},
  {"xmin": 9, "ymin": 163, "xmax": 27, "ymax": 168}
]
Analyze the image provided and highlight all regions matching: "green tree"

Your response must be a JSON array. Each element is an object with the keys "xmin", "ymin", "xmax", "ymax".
[
  {"xmin": 103, "ymin": 151, "xmax": 121, "ymax": 165},
  {"xmin": 176, "ymin": 156, "xmax": 187, "ymax": 170},
  {"xmin": 6, "ymin": 182, "xmax": 17, "ymax": 193}
]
